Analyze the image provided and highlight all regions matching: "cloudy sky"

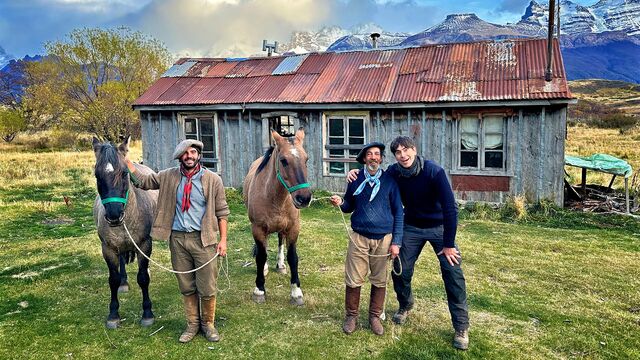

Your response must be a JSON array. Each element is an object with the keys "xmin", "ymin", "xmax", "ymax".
[{"xmin": 0, "ymin": 0, "xmax": 597, "ymax": 59}]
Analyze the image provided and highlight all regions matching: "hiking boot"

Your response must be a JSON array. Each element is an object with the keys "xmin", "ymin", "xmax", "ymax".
[
  {"xmin": 453, "ymin": 328, "xmax": 469, "ymax": 350},
  {"xmin": 200, "ymin": 296, "xmax": 220, "ymax": 342},
  {"xmin": 368, "ymin": 285, "xmax": 385, "ymax": 336},
  {"xmin": 179, "ymin": 294, "xmax": 200, "ymax": 343},
  {"xmin": 392, "ymin": 302, "xmax": 414, "ymax": 325},
  {"xmin": 343, "ymin": 286, "xmax": 361, "ymax": 334}
]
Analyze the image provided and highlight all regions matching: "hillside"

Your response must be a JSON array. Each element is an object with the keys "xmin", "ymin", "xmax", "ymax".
[{"xmin": 568, "ymin": 79, "xmax": 640, "ymax": 117}]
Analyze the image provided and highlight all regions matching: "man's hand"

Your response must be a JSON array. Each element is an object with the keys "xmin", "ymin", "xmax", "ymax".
[
  {"xmin": 437, "ymin": 247, "xmax": 461, "ymax": 266},
  {"xmin": 329, "ymin": 195, "xmax": 342, "ymax": 207},
  {"xmin": 389, "ymin": 244, "xmax": 400, "ymax": 259},
  {"xmin": 347, "ymin": 169, "xmax": 360, "ymax": 183},
  {"xmin": 217, "ymin": 238, "xmax": 227, "ymax": 257}
]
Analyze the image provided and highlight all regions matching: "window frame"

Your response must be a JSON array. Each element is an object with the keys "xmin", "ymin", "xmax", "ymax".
[
  {"xmin": 180, "ymin": 113, "xmax": 220, "ymax": 173},
  {"xmin": 453, "ymin": 112, "xmax": 510, "ymax": 176},
  {"xmin": 322, "ymin": 112, "xmax": 369, "ymax": 177}
]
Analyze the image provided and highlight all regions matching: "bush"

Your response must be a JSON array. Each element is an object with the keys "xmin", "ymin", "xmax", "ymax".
[{"xmin": 500, "ymin": 195, "xmax": 528, "ymax": 221}]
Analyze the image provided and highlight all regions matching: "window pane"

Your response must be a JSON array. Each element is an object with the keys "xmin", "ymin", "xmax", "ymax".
[
  {"xmin": 200, "ymin": 118, "xmax": 214, "ymax": 135},
  {"xmin": 186, "ymin": 134, "xmax": 198, "ymax": 140},
  {"xmin": 460, "ymin": 117, "xmax": 479, "ymax": 150},
  {"xmin": 460, "ymin": 151, "xmax": 478, "ymax": 167},
  {"xmin": 348, "ymin": 149, "xmax": 359, "ymax": 157},
  {"xmin": 484, "ymin": 116, "xmax": 503, "ymax": 150},
  {"xmin": 329, "ymin": 162, "xmax": 345, "ymax": 174},
  {"xmin": 349, "ymin": 136, "xmax": 364, "ymax": 145},
  {"xmin": 329, "ymin": 118, "xmax": 344, "ymax": 137},
  {"xmin": 485, "ymin": 152, "xmax": 503, "ymax": 168},
  {"xmin": 329, "ymin": 137, "xmax": 344, "ymax": 145},
  {"xmin": 348, "ymin": 162, "xmax": 361, "ymax": 170},
  {"xmin": 185, "ymin": 119, "xmax": 197, "ymax": 134},
  {"xmin": 202, "ymin": 161, "xmax": 216, "ymax": 172},
  {"xmin": 348, "ymin": 118, "xmax": 364, "ymax": 137},
  {"xmin": 329, "ymin": 149, "xmax": 344, "ymax": 158},
  {"xmin": 201, "ymin": 135, "xmax": 215, "ymax": 154}
]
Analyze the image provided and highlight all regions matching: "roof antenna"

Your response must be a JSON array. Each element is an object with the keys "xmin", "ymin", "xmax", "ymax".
[
  {"xmin": 262, "ymin": 39, "xmax": 279, "ymax": 57},
  {"xmin": 370, "ymin": 33, "xmax": 380, "ymax": 49},
  {"xmin": 545, "ymin": 0, "xmax": 556, "ymax": 82}
]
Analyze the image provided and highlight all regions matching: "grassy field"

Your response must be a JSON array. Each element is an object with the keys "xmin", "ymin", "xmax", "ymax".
[{"xmin": 1, "ymin": 143, "xmax": 639, "ymax": 360}]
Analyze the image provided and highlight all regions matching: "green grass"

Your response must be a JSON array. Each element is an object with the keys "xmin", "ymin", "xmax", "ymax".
[{"xmin": 1, "ymin": 146, "xmax": 639, "ymax": 359}]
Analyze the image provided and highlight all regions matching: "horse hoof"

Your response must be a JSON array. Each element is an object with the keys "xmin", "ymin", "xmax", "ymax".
[
  {"xmin": 290, "ymin": 297, "xmax": 304, "ymax": 306},
  {"xmin": 252, "ymin": 294, "xmax": 266, "ymax": 304},
  {"xmin": 140, "ymin": 317, "xmax": 155, "ymax": 327},
  {"xmin": 118, "ymin": 284, "xmax": 129, "ymax": 293},
  {"xmin": 106, "ymin": 319, "xmax": 121, "ymax": 329},
  {"xmin": 275, "ymin": 266, "xmax": 287, "ymax": 274}
]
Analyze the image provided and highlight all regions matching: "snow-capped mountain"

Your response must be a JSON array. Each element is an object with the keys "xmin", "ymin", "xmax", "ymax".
[
  {"xmin": 0, "ymin": 46, "xmax": 14, "ymax": 70},
  {"xmin": 279, "ymin": 23, "xmax": 409, "ymax": 53}
]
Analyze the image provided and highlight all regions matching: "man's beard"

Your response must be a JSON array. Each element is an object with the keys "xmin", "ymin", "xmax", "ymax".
[
  {"xmin": 366, "ymin": 162, "xmax": 380, "ymax": 172},
  {"xmin": 181, "ymin": 157, "xmax": 200, "ymax": 170}
]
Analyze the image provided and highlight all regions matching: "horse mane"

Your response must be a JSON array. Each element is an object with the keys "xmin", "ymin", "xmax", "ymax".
[
  {"xmin": 256, "ymin": 146, "xmax": 275, "ymax": 174},
  {"xmin": 95, "ymin": 143, "xmax": 125, "ymax": 186}
]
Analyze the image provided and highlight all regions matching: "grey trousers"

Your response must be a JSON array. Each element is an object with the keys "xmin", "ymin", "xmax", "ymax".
[{"xmin": 169, "ymin": 230, "xmax": 219, "ymax": 297}]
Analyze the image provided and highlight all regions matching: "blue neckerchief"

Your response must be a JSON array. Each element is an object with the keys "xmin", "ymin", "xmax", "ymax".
[{"xmin": 353, "ymin": 168, "xmax": 382, "ymax": 202}]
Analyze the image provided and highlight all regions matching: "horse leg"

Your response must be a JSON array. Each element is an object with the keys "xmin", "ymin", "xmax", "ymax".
[
  {"xmin": 252, "ymin": 226, "xmax": 268, "ymax": 304},
  {"xmin": 136, "ymin": 239, "xmax": 154, "ymax": 327},
  {"xmin": 102, "ymin": 246, "xmax": 122, "ymax": 329},
  {"xmin": 252, "ymin": 243, "xmax": 269, "ymax": 277},
  {"xmin": 276, "ymin": 233, "xmax": 287, "ymax": 274},
  {"xmin": 118, "ymin": 253, "xmax": 129, "ymax": 293},
  {"xmin": 287, "ymin": 232, "xmax": 304, "ymax": 306}
]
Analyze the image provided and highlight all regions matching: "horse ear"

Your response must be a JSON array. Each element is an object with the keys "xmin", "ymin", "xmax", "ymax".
[
  {"xmin": 295, "ymin": 127, "xmax": 305, "ymax": 143},
  {"xmin": 118, "ymin": 136, "xmax": 131, "ymax": 156},
  {"xmin": 92, "ymin": 137, "xmax": 101, "ymax": 156},
  {"xmin": 271, "ymin": 129, "xmax": 283, "ymax": 144}
]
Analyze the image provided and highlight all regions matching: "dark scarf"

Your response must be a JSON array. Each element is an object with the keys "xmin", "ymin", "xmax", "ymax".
[
  {"xmin": 180, "ymin": 163, "xmax": 201, "ymax": 212},
  {"xmin": 397, "ymin": 155, "xmax": 424, "ymax": 178}
]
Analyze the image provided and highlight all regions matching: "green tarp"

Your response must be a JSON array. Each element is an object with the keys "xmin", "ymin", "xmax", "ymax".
[{"xmin": 564, "ymin": 153, "xmax": 633, "ymax": 178}]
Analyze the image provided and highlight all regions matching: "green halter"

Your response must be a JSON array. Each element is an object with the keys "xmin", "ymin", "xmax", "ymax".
[
  {"xmin": 276, "ymin": 160, "xmax": 310, "ymax": 193},
  {"xmin": 101, "ymin": 189, "xmax": 129, "ymax": 205}
]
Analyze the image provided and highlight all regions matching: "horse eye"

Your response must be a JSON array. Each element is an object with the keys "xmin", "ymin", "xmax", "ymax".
[{"xmin": 280, "ymin": 158, "xmax": 288, "ymax": 167}]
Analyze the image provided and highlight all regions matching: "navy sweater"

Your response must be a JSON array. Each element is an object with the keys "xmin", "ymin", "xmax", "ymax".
[
  {"xmin": 340, "ymin": 169, "xmax": 404, "ymax": 246},
  {"xmin": 387, "ymin": 160, "xmax": 458, "ymax": 248}
]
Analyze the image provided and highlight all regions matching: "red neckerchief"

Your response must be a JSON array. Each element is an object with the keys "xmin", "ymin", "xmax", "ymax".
[{"xmin": 180, "ymin": 163, "xmax": 201, "ymax": 212}]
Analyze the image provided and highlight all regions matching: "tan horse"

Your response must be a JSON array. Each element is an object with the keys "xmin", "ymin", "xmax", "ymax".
[{"xmin": 243, "ymin": 129, "xmax": 312, "ymax": 305}]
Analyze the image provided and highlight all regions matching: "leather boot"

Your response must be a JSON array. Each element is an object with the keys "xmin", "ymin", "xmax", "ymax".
[
  {"xmin": 179, "ymin": 294, "xmax": 200, "ymax": 343},
  {"xmin": 342, "ymin": 286, "xmax": 361, "ymax": 334},
  {"xmin": 368, "ymin": 285, "xmax": 385, "ymax": 336},
  {"xmin": 200, "ymin": 296, "xmax": 220, "ymax": 342}
]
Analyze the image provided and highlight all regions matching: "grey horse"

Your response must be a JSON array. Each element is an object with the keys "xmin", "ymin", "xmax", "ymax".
[{"xmin": 92, "ymin": 137, "xmax": 158, "ymax": 329}]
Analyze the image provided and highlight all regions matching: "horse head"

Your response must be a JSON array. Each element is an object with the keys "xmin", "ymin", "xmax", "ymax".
[
  {"xmin": 272, "ymin": 128, "xmax": 312, "ymax": 209},
  {"xmin": 93, "ymin": 136, "xmax": 131, "ymax": 226}
]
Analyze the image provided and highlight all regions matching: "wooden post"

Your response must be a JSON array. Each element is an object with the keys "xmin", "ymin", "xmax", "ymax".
[
  {"xmin": 581, "ymin": 168, "xmax": 587, "ymax": 195},
  {"xmin": 607, "ymin": 175, "xmax": 617, "ymax": 190},
  {"xmin": 625, "ymin": 177, "xmax": 630, "ymax": 214}
]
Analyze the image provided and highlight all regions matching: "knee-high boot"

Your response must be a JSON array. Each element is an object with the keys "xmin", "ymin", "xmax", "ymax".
[
  {"xmin": 369, "ymin": 285, "xmax": 385, "ymax": 335},
  {"xmin": 343, "ymin": 286, "xmax": 361, "ymax": 334},
  {"xmin": 200, "ymin": 296, "xmax": 220, "ymax": 342},
  {"xmin": 179, "ymin": 294, "xmax": 200, "ymax": 343}
]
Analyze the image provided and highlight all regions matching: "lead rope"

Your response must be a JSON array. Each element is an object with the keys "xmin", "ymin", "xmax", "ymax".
[
  {"xmin": 311, "ymin": 196, "xmax": 403, "ymax": 340},
  {"xmin": 122, "ymin": 222, "xmax": 231, "ymax": 292}
]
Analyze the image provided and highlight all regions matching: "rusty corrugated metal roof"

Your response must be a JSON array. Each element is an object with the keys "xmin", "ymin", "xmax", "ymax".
[{"xmin": 135, "ymin": 38, "xmax": 573, "ymax": 106}]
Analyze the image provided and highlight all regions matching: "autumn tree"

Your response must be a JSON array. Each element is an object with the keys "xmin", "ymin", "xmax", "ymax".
[{"xmin": 26, "ymin": 27, "xmax": 171, "ymax": 141}]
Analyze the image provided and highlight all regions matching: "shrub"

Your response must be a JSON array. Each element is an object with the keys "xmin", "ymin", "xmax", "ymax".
[{"xmin": 501, "ymin": 195, "xmax": 528, "ymax": 221}]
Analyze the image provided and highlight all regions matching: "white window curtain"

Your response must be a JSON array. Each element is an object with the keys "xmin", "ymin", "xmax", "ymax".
[
  {"xmin": 460, "ymin": 116, "xmax": 478, "ymax": 150},
  {"xmin": 484, "ymin": 115, "xmax": 503, "ymax": 150}
]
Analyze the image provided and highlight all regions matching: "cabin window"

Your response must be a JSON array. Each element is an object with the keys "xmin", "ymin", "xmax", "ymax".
[
  {"xmin": 324, "ymin": 115, "xmax": 367, "ymax": 176},
  {"xmin": 184, "ymin": 116, "xmax": 218, "ymax": 171},
  {"xmin": 458, "ymin": 115, "xmax": 505, "ymax": 170},
  {"xmin": 269, "ymin": 115, "xmax": 295, "ymax": 137}
]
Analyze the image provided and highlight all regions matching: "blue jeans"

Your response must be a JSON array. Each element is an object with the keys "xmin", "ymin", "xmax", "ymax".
[{"xmin": 392, "ymin": 224, "xmax": 469, "ymax": 331}]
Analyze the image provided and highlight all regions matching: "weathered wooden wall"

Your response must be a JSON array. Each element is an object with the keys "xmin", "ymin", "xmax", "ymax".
[{"xmin": 139, "ymin": 105, "xmax": 566, "ymax": 206}]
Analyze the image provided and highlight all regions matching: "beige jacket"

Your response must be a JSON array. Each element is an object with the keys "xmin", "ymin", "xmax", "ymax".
[{"xmin": 131, "ymin": 167, "xmax": 230, "ymax": 247}]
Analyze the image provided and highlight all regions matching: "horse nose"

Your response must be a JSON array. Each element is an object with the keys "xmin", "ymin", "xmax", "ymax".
[
  {"xmin": 104, "ymin": 204, "xmax": 125, "ymax": 225},
  {"xmin": 293, "ymin": 191, "xmax": 312, "ymax": 209}
]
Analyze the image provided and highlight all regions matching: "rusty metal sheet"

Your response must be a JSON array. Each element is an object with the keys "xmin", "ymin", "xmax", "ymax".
[
  {"xmin": 226, "ymin": 59, "xmax": 265, "ymax": 78},
  {"xmin": 133, "ymin": 77, "xmax": 178, "ymax": 105},
  {"xmin": 207, "ymin": 61, "xmax": 240, "ymax": 77},
  {"xmin": 184, "ymin": 61, "xmax": 217, "ymax": 77},
  {"xmin": 297, "ymin": 53, "xmax": 333, "ymax": 74},
  {"xmin": 247, "ymin": 57, "xmax": 284, "ymax": 77},
  {"xmin": 155, "ymin": 77, "xmax": 200, "ymax": 104},
  {"xmin": 342, "ymin": 49, "xmax": 406, "ymax": 102},
  {"xmin": 176, "ymin": 77, "xmax": 224, "ymax": 104},
  {"xmin": 277, "ymin": 74, "xmax": 320, "ymax": 102},
  {"xmin": 251, "ymin": 74, "xmax": 294, "ymax": 102},
  {"xmin": 224, "ymin": 77, "xmax": 268, "ymax": 103}
]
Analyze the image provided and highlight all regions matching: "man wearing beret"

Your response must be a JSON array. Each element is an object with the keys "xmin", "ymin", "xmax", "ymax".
[
  {"xmin": 347, "ymin": 136, "xmax": 469, "ymax": 350},
  {"xmin": 125, "ymin": 139, "xmax": 229, "ymax": 343},
  {"xmin": 330, "ymin": 142, "xmax": 403, "ymax": 336}
]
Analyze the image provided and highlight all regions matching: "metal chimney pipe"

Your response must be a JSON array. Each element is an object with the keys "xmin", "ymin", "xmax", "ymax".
[
  {"xmin": 545, "ymin": 0, "xmax": 556, "ymax": 82},
  {"xmin": 370, "ymin": 33, "xmax": 380, "ymax": 49}
]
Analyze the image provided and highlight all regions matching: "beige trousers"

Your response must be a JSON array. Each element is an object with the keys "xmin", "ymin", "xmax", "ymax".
[
  {"xmin": 169, "ymin": 231, "xmax": 219, "ymax": 297},
  {"xmin": 345, "ymin": 231, "xmax": 392, "ymax": 288}
]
